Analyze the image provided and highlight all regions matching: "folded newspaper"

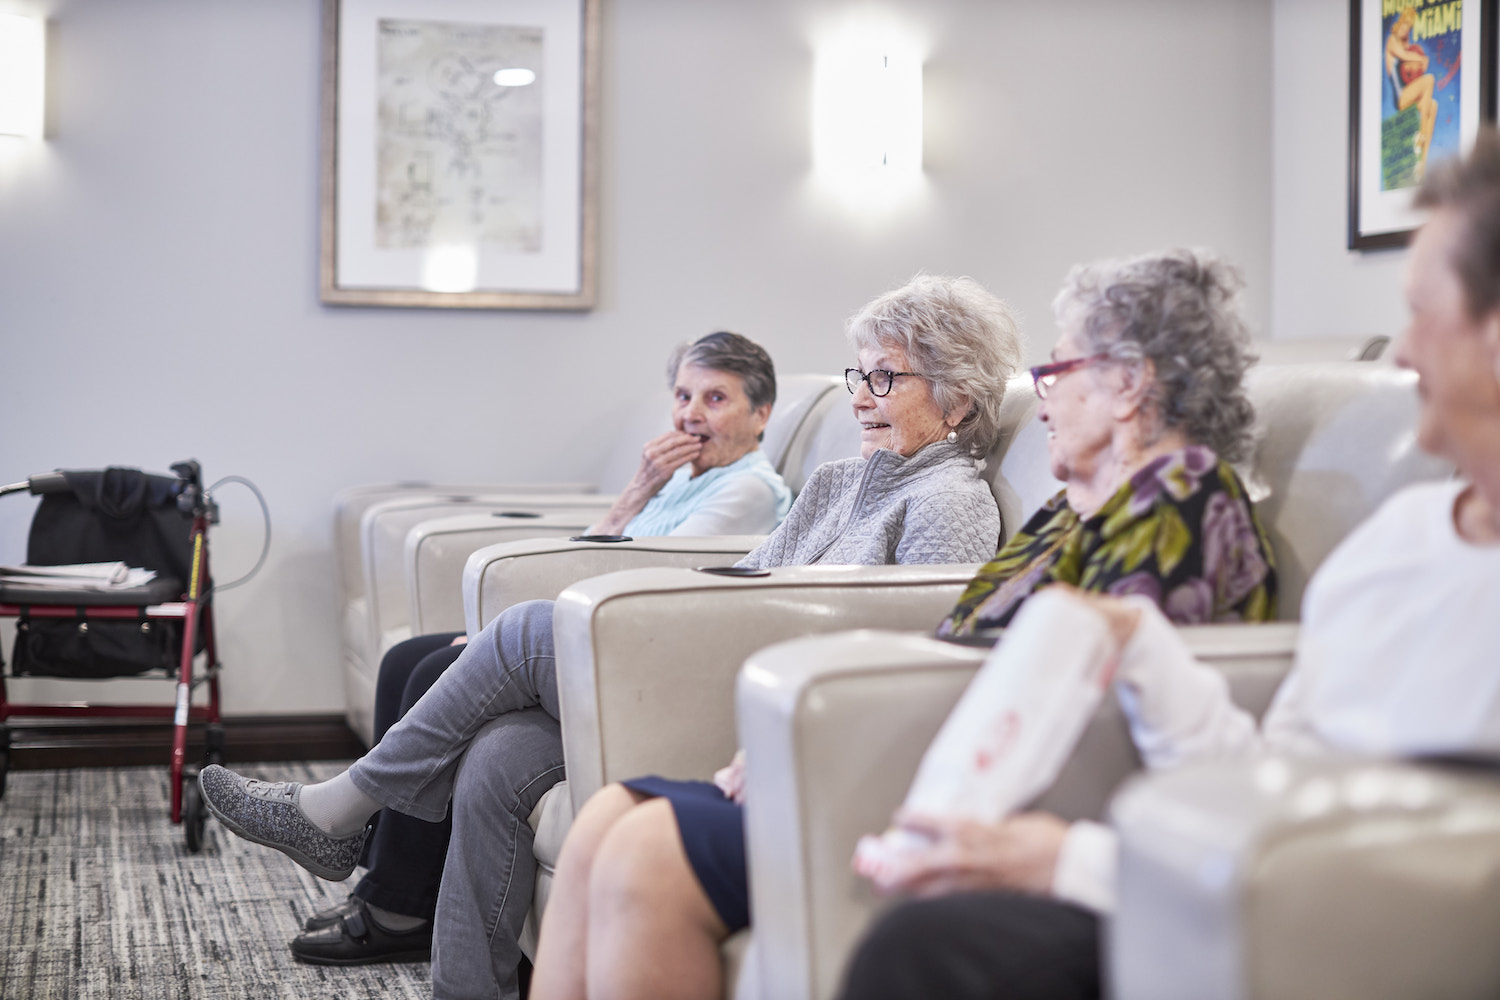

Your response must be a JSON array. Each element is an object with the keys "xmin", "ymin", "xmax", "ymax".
[
  {"xmin": 853, "ymin": 587, "xmax": 1120, "ymax": 884},
  {"xmin": 0, "ymin": 562, "xmax": 157, "ymax": 590}
]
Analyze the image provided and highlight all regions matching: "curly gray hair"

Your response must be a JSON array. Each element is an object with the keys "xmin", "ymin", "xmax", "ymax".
[
  {"xmin": 846, "ymin": 275, "xmax": 1024, "ymax": 456},
  {"xmin": 1054, "ymin": 248, "xmax": 1256, "ymax": 463}
]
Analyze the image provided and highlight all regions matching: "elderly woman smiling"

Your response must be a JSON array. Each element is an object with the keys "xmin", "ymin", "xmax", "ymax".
[
  {"xmin": 526, "ymin": 249, "xmax": 1277, "ymax": 1000},
  {"xmin": 198, "ymin": 273, "xmax": 1021, "ymax": 1000}
]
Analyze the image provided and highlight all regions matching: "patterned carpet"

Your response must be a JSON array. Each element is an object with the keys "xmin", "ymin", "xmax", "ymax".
[{"xmin": 0, "ymin": 763, "xmax": 433, "ymax": 999}]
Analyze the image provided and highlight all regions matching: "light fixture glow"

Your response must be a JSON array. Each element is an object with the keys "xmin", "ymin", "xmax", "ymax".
[
  {"xmin": 492, "ymin": 67, "xmax": 536, "ymax": 88},
  {"xmin": 0, "ymin": 13, "xmax": 45, "ymax": 138},
  {"xmin": 813, "ymin": 42, "xmax": 922, "ymax": 176},
  {"xmin": 420, "ymin": 244, "xmax": 478, "ymax": 293}
]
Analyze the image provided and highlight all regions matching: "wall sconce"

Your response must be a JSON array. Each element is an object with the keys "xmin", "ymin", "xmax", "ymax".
[
  {"xmin": 0, "ymin": 12, "xmax": 45, "ymax": 138},
  {"xmin": 813, "ymin": 41, "xmax": 922, "ymax": 177}
]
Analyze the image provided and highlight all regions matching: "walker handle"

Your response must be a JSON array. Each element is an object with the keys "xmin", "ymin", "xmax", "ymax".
[
  {"xmin": 26, "ymin": 472, "xmax": 69, "ymax": 494},
  {"xmin": 0, "ymin": 472, "xmax": 68, "ymax": 497}
]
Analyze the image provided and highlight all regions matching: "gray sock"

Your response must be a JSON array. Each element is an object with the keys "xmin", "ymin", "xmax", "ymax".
[
  {"xmin": 298, "ymin": 771, "xmax": 380, "ymax": 839},
  {"xmin": 365, "ymin": 902, "xmax": 429, "ymax": 932}
]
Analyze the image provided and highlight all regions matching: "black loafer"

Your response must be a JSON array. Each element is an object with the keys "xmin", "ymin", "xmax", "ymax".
[
  {"xmin": 289, "ymin": 898, "xmax": 432, "ymax": 966},
  {"xmin": 303, "ymin": 895, "xmax": 358, "ymax": 933}
]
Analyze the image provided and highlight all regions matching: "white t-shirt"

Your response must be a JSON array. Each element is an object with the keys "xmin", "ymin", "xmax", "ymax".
[{"xmin": 1052, "ymin": 480, "xmax": 1500, "ymax": 914}]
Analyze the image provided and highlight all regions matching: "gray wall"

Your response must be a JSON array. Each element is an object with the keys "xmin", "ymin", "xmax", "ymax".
[
  {"xmin": 1272, "ymin": 0, "xmax": 1408, "ymax": 340},
  {"xmin": 0, "ymin": 0, "xmax": 1273, "ymax": 715}
]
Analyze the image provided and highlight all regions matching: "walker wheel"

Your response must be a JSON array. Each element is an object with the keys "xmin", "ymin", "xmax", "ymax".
[{"xmin": 183, "ymin": 771, "xmax": 207, "ymax": 853}]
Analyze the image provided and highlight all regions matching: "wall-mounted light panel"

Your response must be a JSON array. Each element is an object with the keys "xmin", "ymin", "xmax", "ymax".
[
  {"xmin": 0, "ymin": 13, "xmax": 45, "ymax": 138},
  {"xmin": 813, "ymin": 41, "xmax": 922, "ymax": 176}
]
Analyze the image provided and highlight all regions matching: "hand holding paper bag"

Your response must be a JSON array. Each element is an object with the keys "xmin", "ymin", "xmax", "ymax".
[{"xmin": 854, "ymin": 586, "xmax": 1141, "ymax": 890}]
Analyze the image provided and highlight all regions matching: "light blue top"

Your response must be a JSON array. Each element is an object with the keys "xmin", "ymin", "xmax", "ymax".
[{"xmin": 624, "ymin": 448, "xmax": 793, "ymax": 537}]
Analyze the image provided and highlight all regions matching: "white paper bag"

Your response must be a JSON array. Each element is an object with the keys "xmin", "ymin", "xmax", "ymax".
[{"xmin": 854, "ymin": 587, "xmax": 1121, "ymax": 882}]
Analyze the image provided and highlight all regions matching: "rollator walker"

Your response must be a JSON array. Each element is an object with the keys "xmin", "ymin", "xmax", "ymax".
[{"xmin": 0, "ymin": 460, "xmax": 224, "ymax": 851}]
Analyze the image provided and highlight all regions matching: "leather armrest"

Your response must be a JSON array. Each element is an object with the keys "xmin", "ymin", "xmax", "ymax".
[
  {"xmin": 736, "ymin": 623, "xmax": 1299, "ymax": 1000},
  {"xmin": 551, "ymin": 564, "xmax": 980, "ymax": 815},
  {"xmin": 359, "ymin": 494, "xmax": 615, "ymax": 651},
  {"xmin": 463, "ymin": 535, "xmax": 766, "ymax": 634},
  {"xmin": 403, "ymin": 510, "xmax": 611, "ymax": 635},
  {"xmin": 1110, "ymin": 755, "xmax": 1500, "ymax": 1000},
  {"xmin": 333, "ymin": 481, "xmax": 595, "ymax": 601}
]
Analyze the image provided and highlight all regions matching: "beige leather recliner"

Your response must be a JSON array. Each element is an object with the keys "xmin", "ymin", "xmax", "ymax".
[
  {"xmin": 737, "ymin": 624, "xmax": 1297, "ymax": 1000},
  {"xmin": 730, "ymin": 363, "xmax": 1456, "ymax": 999},
  {"xmin": 1109, "ymin": 755, "xmax": 1500, "ymax": 1000},
  {"xmin": 336, "ymin": 374, "xmax": 843, "ymax": 745}
]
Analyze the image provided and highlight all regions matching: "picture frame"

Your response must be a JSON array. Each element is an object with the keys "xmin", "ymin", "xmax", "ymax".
[
  {"xmin": 320, "ymin": 0, "xmax": 599, "ymax": 309},
  {"xmin": 1348, "ymin": 0, "xmax": 1494, "ymax": 250}
]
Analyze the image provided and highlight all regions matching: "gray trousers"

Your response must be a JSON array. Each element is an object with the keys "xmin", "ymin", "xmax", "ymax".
[{"xmin": 349, "ymin": 599, "xmax": 565, "ymax": 1000}]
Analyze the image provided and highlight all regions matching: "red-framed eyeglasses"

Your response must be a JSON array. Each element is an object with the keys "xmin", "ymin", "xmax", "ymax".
[{"xmin": 1028, "ymin": 354, "xmax": 1111, "ymax": 399}]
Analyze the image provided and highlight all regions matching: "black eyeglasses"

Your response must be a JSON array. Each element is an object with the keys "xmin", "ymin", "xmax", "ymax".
[
  {"xmin": 1028, "ymin": 354, "xmax": 1110, "ymax": 399},
  {"xmin": 845, "ymin": 368, "xmax": 926, "ymax": 397}
]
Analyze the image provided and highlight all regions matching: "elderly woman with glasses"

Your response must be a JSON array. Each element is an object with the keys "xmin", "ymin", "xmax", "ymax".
[
  {"xmin": 937, "ymin": 247, "xmax": 1277, "ymax": 636},
  {"xmin": 524, "ymin": 249, "xmax": 1277, "ymax": 1000},
  {"xmin": 198, "ymin": 273, "xmax": 1020, "ymax": 1000}
]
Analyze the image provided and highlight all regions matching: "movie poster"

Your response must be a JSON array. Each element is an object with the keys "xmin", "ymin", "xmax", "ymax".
[
  {"xmin": 1352, "ymin": 0, "xmax": 1480, "ymax": 247},
  {"xmin": 1380, "ymin": 0, "xmax": 1464, "ymax": 190}
]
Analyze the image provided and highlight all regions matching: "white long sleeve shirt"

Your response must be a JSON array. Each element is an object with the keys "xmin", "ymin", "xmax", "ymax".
[{"xmin": 1052, "ymin": 481, "xmax": 1500, "ymax": 913}]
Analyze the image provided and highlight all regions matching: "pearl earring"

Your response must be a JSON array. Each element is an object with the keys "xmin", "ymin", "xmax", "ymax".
[{"xmin": 946, "ymin": 429, "xmax": 958, "ymax": 444}]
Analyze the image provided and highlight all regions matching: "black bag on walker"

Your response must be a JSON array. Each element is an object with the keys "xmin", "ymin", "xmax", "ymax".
[{"xmin": 9, "ymin": 466, "xmax": 205, "ymax": 678}]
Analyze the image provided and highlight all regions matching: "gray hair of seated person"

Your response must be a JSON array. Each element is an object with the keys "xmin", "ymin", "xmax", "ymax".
[
  {"xmin": 1054, "ymin": 247, "xmax": 1257, "ymax": 464},
  {"xmin": 665, "ymin": 331, "xmax": 779, "ymax": 414},
  {"xmin": 845, "ymin": 275, "xmax": 1024, "ymax": 457},
  {"xmin": 1416, "ymin": 125, "xmax": 1500, "ymax": 319}
]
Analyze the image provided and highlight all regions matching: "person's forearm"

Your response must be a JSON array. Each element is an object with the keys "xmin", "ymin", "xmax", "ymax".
[
  {"xmin": 586, "ymin": 479, "xmax": 659, "ymax": 535},
  {"xmin": 1114, "ymin": 599, "xmax": 1261, "ymax": 767}
]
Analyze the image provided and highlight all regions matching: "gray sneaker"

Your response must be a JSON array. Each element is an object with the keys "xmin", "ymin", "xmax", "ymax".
[{"xmin": 198, "ymin": 765, "xmax": 366, "ymax": 881}]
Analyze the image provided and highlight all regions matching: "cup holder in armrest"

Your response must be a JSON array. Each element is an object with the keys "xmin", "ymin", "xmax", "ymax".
[
  {"xmin": 695, "ymin": 566, "xmax": 770, "ymax": 577},
  {"xmin": 569, "ymin": 534, "xmax": 633, "ymax": 543}
]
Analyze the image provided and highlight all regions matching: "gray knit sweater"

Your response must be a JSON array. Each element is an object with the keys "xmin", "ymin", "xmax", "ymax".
[{"xmin": 737, "ymin": 441, "xmax": 1001, "ymax": 570}]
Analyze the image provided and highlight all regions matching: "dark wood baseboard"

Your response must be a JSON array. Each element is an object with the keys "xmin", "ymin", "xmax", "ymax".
[{"xmin": 3, "ymin": 714, "xmax": 366, "ymax": 770}]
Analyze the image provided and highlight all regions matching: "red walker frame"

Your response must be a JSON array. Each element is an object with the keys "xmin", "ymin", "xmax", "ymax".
[{"xmin": 0, "ymin": 470, "xmax": 225, "ymax": 849}]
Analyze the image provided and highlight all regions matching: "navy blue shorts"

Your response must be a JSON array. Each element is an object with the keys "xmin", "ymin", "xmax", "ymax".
[{"xmin": 619, "ymin": 775, "xmax": 750, "ymax": 931}]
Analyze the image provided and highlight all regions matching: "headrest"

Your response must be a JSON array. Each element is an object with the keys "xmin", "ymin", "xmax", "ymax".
[
  {"xmin": 763, "ymin": 375, "xmax": 844, "ymax": 476},
  {"xmin": 779, "ymin": 389, "xmax": 864, "ymax": 494},
  {"xmin": 1251, "ymin": 335, "xmax": 1390, "ymax": 365},
  {"xmin": 988, "ymin": 376, "xmax": 1058, "ymax": 540},
  {"xmin": 1240, "ymin": 363, "xmax": 1453, "ymax": 618}
]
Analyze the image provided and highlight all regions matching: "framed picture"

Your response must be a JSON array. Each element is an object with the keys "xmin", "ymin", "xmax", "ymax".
[
  {"xmin": 320, "ymin": 0, "xmax": 599, "ymax": 309},
  {"xmin": 1348, "ymin": 0, "xmax": 1494, "ymax": 250}
]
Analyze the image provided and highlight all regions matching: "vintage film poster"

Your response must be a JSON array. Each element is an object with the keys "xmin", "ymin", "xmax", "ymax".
[
  {"xmin": 1380, "ymin": 2, "xmax": 1464, "ymax": 190},
  {"xmin": 1352, "ymin": 0, "xmax": 1484, "ymax": 248}
]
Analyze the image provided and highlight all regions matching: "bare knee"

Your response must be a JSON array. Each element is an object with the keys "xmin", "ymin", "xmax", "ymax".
[
  {"xmin": 557, "ymin": 783, "xmax": 647, "ymax": 874},
  {"xmin": 588, "ymin": 799, "xmax": 714, "ymax": 930}
]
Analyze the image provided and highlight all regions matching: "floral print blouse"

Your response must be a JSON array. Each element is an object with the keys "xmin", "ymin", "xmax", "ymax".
[{"xmin": 938, "ymin": 445, "xmax": 1277, "ymax": 636}]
